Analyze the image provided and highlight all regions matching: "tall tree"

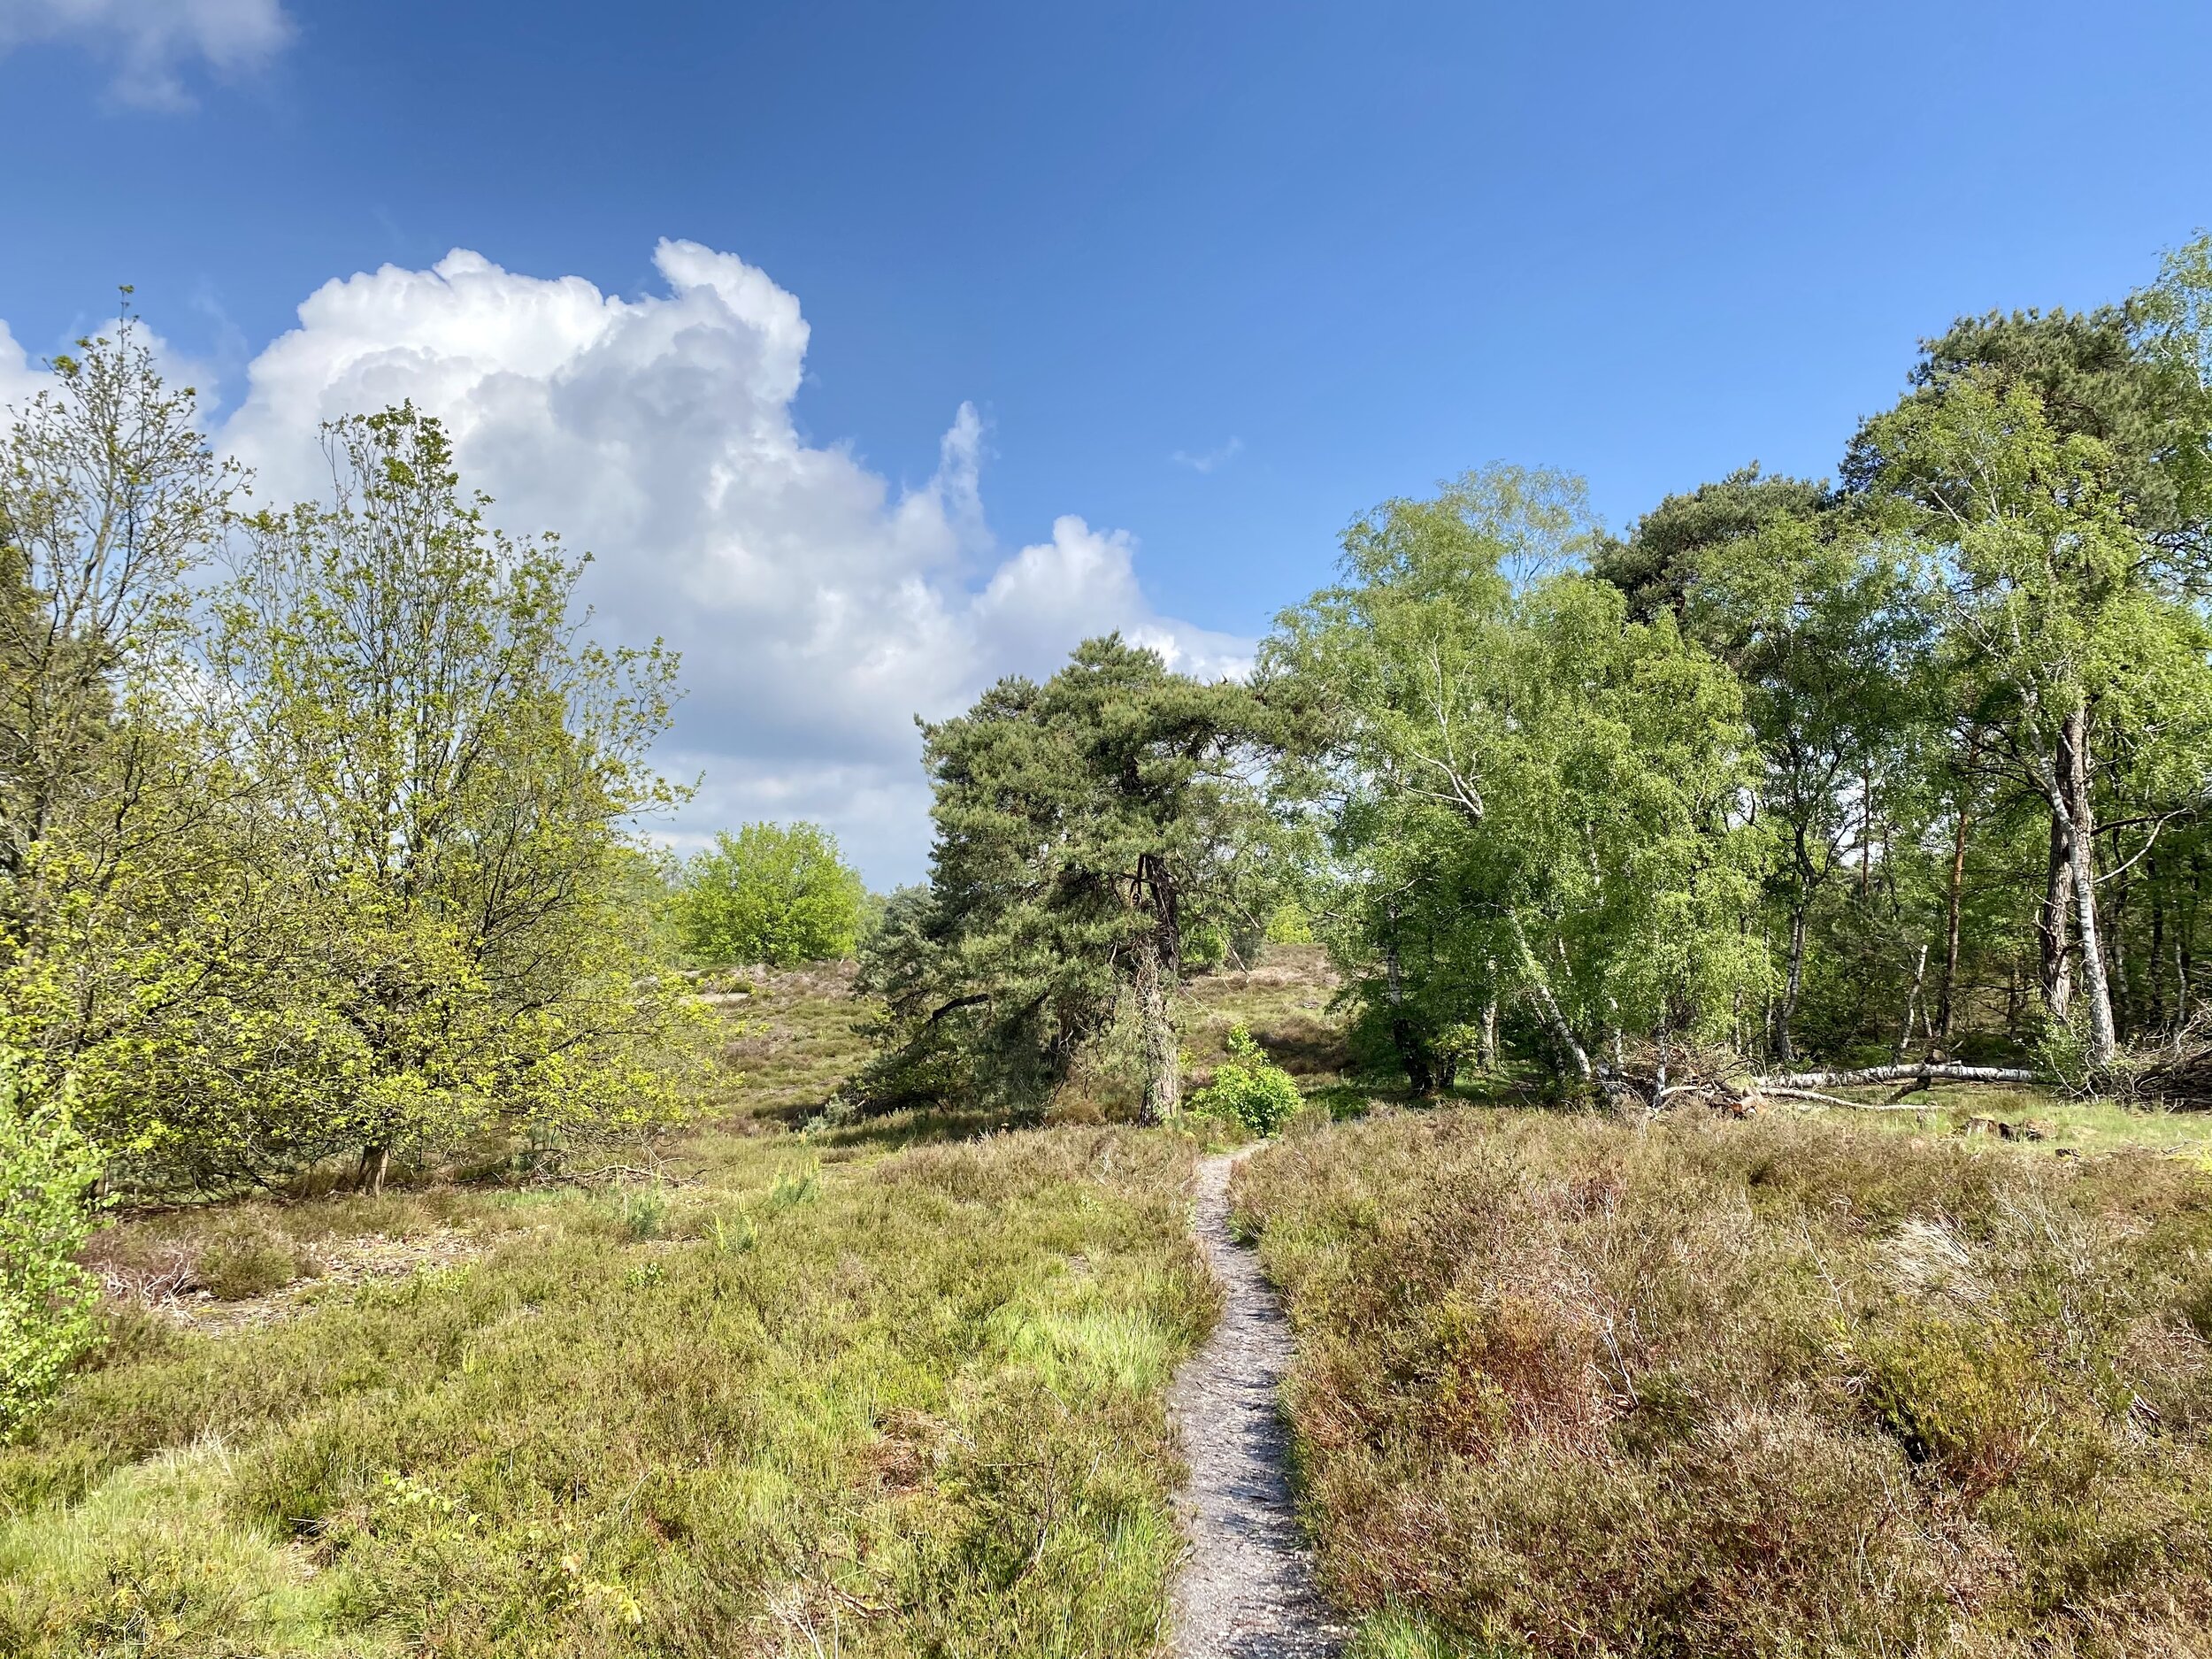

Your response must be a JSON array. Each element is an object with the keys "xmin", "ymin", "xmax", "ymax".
[
  {"xmin": 853, "ymin": 637, "xmax": 1266, "ymax": 1122},
  {"xmin": 0, "ymin": 309, "xmax": 237, "ymax": 941},
  {"xmin": 1686, "ymin": 514, "xmax": 1932, "ymax": 1059},
  {"xmin": 1268, "ymin": 468, "xmax": 1769, "ymax": 1094},
  {"xmin": 213, "ymin": 405, "xmax": 694, "ymax": 1187},
  {"xmin": 1858, "ymin": 374, "xmax": 2212, "ymax": 1065},
  {"xmin": 1850, "ymin": 267, "xmax": 2212, "ymax": 1045}
]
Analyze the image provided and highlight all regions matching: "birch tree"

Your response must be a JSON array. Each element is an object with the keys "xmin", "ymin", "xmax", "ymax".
[{"xmin": 1266, "ymin": 469, "xmax": 1770, "ymax": 1092}]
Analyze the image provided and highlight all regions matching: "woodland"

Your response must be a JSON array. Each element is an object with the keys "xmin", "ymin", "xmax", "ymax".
[{"xmin": 855, "ymin": 235, "xmax": 2212, "ymax": 1124}]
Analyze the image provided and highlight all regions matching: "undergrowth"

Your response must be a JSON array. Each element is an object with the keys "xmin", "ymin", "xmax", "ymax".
[
  {"xmin": 1236, "ymin": 1108, "xmax": 2212, "ymax": 1658},
  {"xmin": 3, "ymin": 964, "xmax": 1216, "ymax": 1658}
]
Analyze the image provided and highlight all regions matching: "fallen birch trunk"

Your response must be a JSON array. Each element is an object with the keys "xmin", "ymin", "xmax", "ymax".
[{"xmin": 1748, "ymin": 1063, "xmax": 2045, "ymax": 1091}]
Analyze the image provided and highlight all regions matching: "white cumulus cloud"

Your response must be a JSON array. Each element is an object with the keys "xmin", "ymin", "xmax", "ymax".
[
  {"xmin": 0, "ymin": 320, "xmax": 51, "ymax": 404},
  {"xmin": 0, "ymin": 0, "xmax": 291, "ymax": 108},
  {"xmin": 215, "ymin": 240, "xmax": 1249, "ymax": 881}
]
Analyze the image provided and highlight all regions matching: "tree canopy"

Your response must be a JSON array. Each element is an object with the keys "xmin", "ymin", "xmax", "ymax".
[
  {"xmin": 673, "ymin": 821, "xmax": 868, "ymax": 968},
  {"xmin": 0, "ymin": 357, "xmax": 700, "ymax": 1196},
  {"xmin": 850, "ymin": 636, "xmax": 1270, "ymax": 1121},
  {"xmin": 863, "ymin": 236, "xmax": 2212, "ymax": 1114}
]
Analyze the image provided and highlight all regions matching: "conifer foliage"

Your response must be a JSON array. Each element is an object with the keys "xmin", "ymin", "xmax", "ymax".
[{"xmin": 851, "ymin": 637, "xmax": 1270, "ymax": 1121}]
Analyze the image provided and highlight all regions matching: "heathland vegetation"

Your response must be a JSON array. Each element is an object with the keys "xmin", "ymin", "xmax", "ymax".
[{"xmin": 7, "ymin": 238, "xmax": 2212, "ymax": 1656}]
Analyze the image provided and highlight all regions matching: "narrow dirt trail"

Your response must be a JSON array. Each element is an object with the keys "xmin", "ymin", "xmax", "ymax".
[{"xmin": 1168, "ymin": 1151, "xmax": 1348, "ymax": 1658}]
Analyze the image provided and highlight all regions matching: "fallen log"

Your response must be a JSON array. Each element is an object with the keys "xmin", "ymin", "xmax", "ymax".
[{"xmin": 1750, "ymin": 1063, "xmax": 2045, "ymax": 1092}]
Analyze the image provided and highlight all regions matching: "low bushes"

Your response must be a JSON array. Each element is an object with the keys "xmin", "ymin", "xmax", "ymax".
[
  {"xmin": 0, "ymin": 1058, "xmax": 104, "ymax": 1438},
  {"xmin": 3, "ymin": 1125, "xmax": 1213, "ymax": 1657},
  {"xmin": 1189, "ymin": 1026, "xmax": 1304, "ymax": 1136},
  {"xmin": 1236, "ymin": 1109, "xmax": 2212, "ymax": 1657}
]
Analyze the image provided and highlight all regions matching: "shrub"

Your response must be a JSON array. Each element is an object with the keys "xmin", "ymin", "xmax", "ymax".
[
  {"xmin": 1236, "ymin": 1109, "xmax": 2212, "ymax": 1656},
  {"xmin": 672, "ymin": 821, "xmax": 869, "ymax": 968},
  {"xmin": 1189, "ymin": 1026, "xmax": 1302, "ymax": 1136},
  {"xmin": 1861, "ymin": 1317, "xmax": 2048, "ymax": 1493},
  {"xmin": 618, "ymin": 1185, "xmax": 672, "ymax": 1240},
  {"xmin": 193, "ymin": 1226, "xmax": 319, "ymax": 1301},
  {"xmin": 0, "ymin": 1056, "xmax": 105, "ymax": 1438}
]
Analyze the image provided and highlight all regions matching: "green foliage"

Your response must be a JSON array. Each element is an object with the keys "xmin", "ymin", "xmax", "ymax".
[
  {"xmin": 0, "ymin": 309, "xmax": 239, "ymax": 933},
  {"xmin": 1264, "ymin": 466, "xmax": 1770, "ymax": 1094},
  {"xmin": 1188, "ymin": 1025, "xmax": 1302, "ymax": 1135},
  {"xmin": 1255, "ymin": 239, "xmax": 2212, "ymax": 1087},
  {"xmin": 850, "ymin": 636, "xmax": 1271, "ymax": 1121},
  {"xmin": 672, "ymin": 820, "xmax": 867, "ymax": 968},
  {"xmin": 1591, "ymin": 462, "xmax": 1832, "ymax": 622},
  {"xmin": 1861, "ymin": 1317, "xmax": 2048, "ymax": 1491},
  {"xmin": 1, "ymin": 345, "xmax": 707, "ymax": 1194},
  {"xmin": 0, "ymin": 1054, "xmax": 104, "ymax": 1439}
]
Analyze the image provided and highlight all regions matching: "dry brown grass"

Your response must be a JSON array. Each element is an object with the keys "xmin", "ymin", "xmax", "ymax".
[
  {"xmin": 1236, "ymin": 1107, "xmax": 2212, "ymax": 1659},
  {"xmin": 1184, "ymin": 945, "xmax": 1349, "ymax": 1087}
]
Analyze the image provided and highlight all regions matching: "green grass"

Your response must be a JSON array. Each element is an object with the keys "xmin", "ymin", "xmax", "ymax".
[
  {"xmin": 1235, "ymin": 1104, "xmax": 2212, "ymax": 1658},
  {"xmin": 40, "ymin": 945, "xmax": 2212, "ymax": 1656},
  {"xmin": 1793, "ymin": 1081, "xmax": 2212, "ymax": 1160},
  {"xmin": 10, "ymin": 972, "xmax": 1217, "ymax": 1658}
]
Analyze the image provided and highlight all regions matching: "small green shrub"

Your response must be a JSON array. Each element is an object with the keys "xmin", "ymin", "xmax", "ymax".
[
  {"xmin": 0, "ymin": 1056, "xmax": 106, "ymax": 1438},
  {"xmin": 1189, "ymin": 1027, "xmax": 1302, "ymax": 1136},
  {"xmin": 761, "ymin": 1157, "xmax": 820, "ymax": 1214},
  {"xmin": 703, "ymin": 1210, "xmax": 757, "ymax": 1255},
  {"xmin": 618, "ymin": 1186, "xmax": 671, "ymax": 1240},
  {"xmin": 1862, "ymin": 1318, "xmax": 2048, "ymax": 1491}
]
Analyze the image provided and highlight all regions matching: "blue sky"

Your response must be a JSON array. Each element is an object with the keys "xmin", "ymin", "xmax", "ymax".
[{"xmin": 3, "ymin": 0, "xmax": 2208, "ymax": 880}]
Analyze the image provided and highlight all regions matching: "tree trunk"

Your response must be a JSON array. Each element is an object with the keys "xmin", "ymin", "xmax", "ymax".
[
  {"xmin": 1479, "ymin": 986, "xmax": 1498, "ymax": 1073},
  {"xmin": 2182, "ymin": 858, "xmax": 2200, "ymax": 1032},
  {"xmin": 1859, "ymin": 769, "xmax": 1873, "ymax": 898},
  {"xmin": 2107, "ymin": 849, "xmax": 2133, "ymax": 1036},
  {"xmin": 356, "ymin": 1142, "xmax": 391, "ymax": 1196},
  {"xmin": 1936, "ymin": 803, "xmax": 1970, "ymax": 1040},
  {"xmin": 1776, "ymin": 902, "xmax": 1809, "ymax": 1064},
  {"xmin": 2147, "ymin": 859, "xmax": 2166, "ymax": 1033},
  {"xmin": 1754, "ymin": 1062, "xmax": 2043, "ymax": 1090},
  {"xmin": 2039, "ymin": 724, "xmax": 2077, "ymax": 1019},
  {"xmin": 1893, "ymin": 941, "xmax": 1928, "ymax": 1063},
  {"xmin": 1135, "ymin": 936, "xmax": 1179, "ymax": 1124},
  {"xmin": 1381, "ymin": 900, "xmax": 1434, "ymax": 1094},
  {"xmin": 1509, "ymin": 912, "xmax": 1591, "ymax": 1083},
  {"xmin": 1133, "ymin": 852, "xmax": 1182, "ymax": 1124},
  {"xmin": 2062, "ymin": 705, "xmax": 2117, "ymax": 1065}
]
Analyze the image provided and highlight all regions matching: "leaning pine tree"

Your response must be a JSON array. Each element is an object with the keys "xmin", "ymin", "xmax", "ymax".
[{"xmin": 851, "ymin": 636, "xmax": 1267, "ymax": 1123}]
